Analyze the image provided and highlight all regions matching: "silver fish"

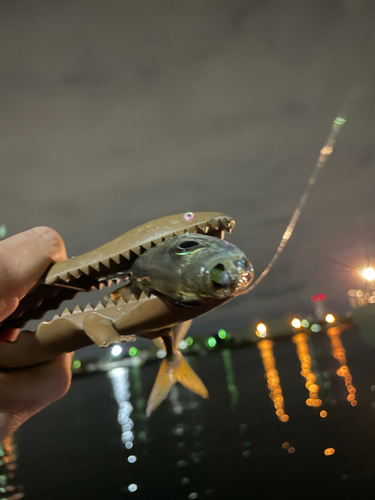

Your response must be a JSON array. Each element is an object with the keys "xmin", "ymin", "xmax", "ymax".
[{"xmin": 124, "ymin": 233, "xmax": 254, "ymax": 305}]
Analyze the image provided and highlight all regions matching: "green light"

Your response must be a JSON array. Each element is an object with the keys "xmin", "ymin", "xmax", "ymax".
[
  {"xmin": 186, "ymin": 336, "xmax": 193, "ymax": 346},
  {"xmin": 218, "ymin": 329, "xmax": 227, "ymax": 339},
  {"xmin": 129, "ymin": 347, "xmax": 138, "ymax": 357},
  {"xmin": 311, "ymin": 324, "xmax": 321, "ymax": 333},
  {"xmin": 207, "ymin": 337, "xmax": 217, "ymax": 348},
  {"xmin": 302, "ymin": 319, "xmax": 309, "ymax": 328},
  {"xmin": 334, "ymin": 116, "xmax": 346, "ymax": 126},
  {"xmin": 72, "ymin": 360, "xmax": 81, "ymax": 370},
  {"xmin": 0, "ymin": 225, "xmax": 6, "ymax": 240}
]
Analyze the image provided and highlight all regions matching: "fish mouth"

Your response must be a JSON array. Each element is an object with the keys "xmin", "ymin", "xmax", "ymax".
[{"xmin": 209, "ymin": 257, "xmax": 254, "ymax": 298}]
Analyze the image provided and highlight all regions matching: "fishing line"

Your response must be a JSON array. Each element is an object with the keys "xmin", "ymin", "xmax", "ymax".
[{"xmin": 247, "ymin": 93, "xmax": 355, "ymax": 292}]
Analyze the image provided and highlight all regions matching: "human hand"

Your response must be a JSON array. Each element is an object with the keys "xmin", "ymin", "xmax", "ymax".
[{"xmin": 0, "ymin": 227, "xmax": 73, "ymax": 441}]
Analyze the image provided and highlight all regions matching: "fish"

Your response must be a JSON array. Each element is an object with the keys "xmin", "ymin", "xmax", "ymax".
[
  {"xmin": 111, "ymin": 233, "xmax": 254, "ymax": 414},
  {"xmin": 111, "ymin": 233, "xmax": 254, "ymax": 305}
]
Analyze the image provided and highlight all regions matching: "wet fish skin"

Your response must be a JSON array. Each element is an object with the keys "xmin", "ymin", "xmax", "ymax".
[{"xmin": 128, "ymin": 233, "xmax": 254, "ymax": 305}]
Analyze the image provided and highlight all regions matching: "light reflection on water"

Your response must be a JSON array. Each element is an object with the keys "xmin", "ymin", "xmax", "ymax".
[{"xmin": 16, "ymin": 325, "xmax": 375, "ymax": 499}]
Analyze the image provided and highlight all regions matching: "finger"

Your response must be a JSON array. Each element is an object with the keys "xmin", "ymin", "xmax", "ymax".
[
  {"xmin": 0, "ymin": 353, "xmax": 73, "ymax": 440},
  {"xmin": 0, "ymin": 227, "xmax": 67, "ymax": 321}
]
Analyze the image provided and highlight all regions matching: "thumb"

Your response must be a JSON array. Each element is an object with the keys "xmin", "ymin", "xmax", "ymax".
[{"xmin": 0, "ymin": 227, "xmax": 67, "ymax": 322}]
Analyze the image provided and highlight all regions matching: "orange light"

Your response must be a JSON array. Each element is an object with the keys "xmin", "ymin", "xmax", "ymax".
[
  {"xmin": 320, "ymin": 410, "xmax": 328, "ymax": 418},
  {"xmin": 327, "ymin": 327, "xmax": 357, "ymax": 407},
  {"xmin": 324, "ymin": 448, "xmax": 335, "ymax": 456},
  {"xmin": 292, "ymin": 333, "xmax": 322, "ymax": 408},
  {"xmin": 258, "ymin": 340, "xmax": 289, "ymax": 423}
]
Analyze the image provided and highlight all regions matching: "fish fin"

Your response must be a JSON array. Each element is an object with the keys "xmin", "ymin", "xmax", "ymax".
[
  {"xmin": 152, "ymin": 337, "xmax": 165, "ymax": 350},
  {"xmin": 146, "ymin": 352, "xmax": 208, "ymax": 416},
  {"xmin": 172, "ymin": 320, "xmax": 193, "ymax": 347},
  {"xmin": 146, "ymin": 358, "xmax": 174, "ymax": 416},
  {"xmin": 174, "ymin": 353, "xmax": 209, "ymax": 399}
]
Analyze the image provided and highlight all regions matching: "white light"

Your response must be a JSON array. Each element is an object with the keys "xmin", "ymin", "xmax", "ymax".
[
  {"xmin": 291, "ymin": 318, "xmax": 301, "ymax": 329},
  {"xmin": 127, "ymin": 455, "xmax": 137, "ymax": 463},
  {"xmin": 178, "ymin": 340, "xmax": 188, "ymax": 350},
  {"xmin": 156, "ymin": 349, "xmax": 166, "ymax": 358},
  {"xmin": 128, "ymin": 484, "xmax": 138, "ymax": 493},
  {"xmin": 363, "ymin": 268, "xmax": 375, "ymax": 281},
  {"xmin": 325, "ymin": 314, "xmax": 336, "ymax": 324},
  {"xmin": 111, "ymin": 345, "xmax": 123, "ymax": 357},
  {"xmin": 256, "ymin": 323, "xmax": 267, "ymax": 334}
]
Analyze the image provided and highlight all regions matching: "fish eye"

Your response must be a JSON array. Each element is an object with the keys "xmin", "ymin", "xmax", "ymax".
[
  {"xmin": 178, "ymin": 241, "xmax": 200, "ymax": 250},
  {"xmin": 175, "ymin": 240, "xmax": 201, "ymax": 255}
]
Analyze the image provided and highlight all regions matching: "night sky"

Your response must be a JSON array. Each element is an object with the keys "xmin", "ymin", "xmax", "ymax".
[{"xmin": 1, "ymin": 0, "xmax": 375, "ymax": 334}]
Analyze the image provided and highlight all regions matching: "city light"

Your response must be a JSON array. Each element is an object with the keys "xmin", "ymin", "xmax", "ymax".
[
  {"xmin": 324, "ymin": 448, "xmax": 335, "ymax": 456},
  {"xmin": 363, "ymin": 267, "xmax": 375, "ymax": 281},
  {"xmin": 302, "ymin": 319, "xmax": 309, "ymax": 328},
  {"xmin": 218, "ymin": 329, "xmax": 227, "ymax": 339},
  {"xmin": 111, "ymin": 345, "xmax": 123, "ymax": 357},
  {"xmin": 207, "ymin": 337, "xmax": 217, "ymax": 348},
  {"xmin": 311, "ymin": 293, "xmax": 326, "ymax": 302},
  {"xmin": 291, "ymin": 318, "xmax": 302, "ymax": 329},
  {"xmin": 325, "ymin": 314, "xmax": 336, "ymax": 324},
  {"xmin": 178, "ymin": 340, "xmax": 188, "ymax": 350},
  {"xmin": 72, "ymin": 359, "xmax": 81, "ymax": 370},
  {"xmin": 186, "ymin": 337, "xmax": 194, "ymax": 346},
  {"xmin": 311, "ymin": 324, "xmax": 321, "ymax": 332},
  {"xmin": 256, "ymin": 323, "xmax": 267, "ymax": 337},
  {"xmin": 129, "ymin": 347, "xmax": 138, "ymax": 357}
]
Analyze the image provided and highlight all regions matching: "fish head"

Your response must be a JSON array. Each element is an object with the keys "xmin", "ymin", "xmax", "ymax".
[{"xmin": 131, "ymin": 233, "xmax": 254, "ymax": 305}]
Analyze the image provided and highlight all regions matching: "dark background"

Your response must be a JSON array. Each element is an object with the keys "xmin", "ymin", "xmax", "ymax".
[{"xmin": 1, "ymin": 0, "xmax": 375, "ymax": 334}]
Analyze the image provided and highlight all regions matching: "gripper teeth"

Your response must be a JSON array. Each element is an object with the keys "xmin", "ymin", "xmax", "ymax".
[
  {"xmin": 61, "ymin": 308, "xmax": 72, "ymax": 317},
  {"xmin": 120, "ymin": 287, "xmax": 132, "ymax": 301},
  {"xmin": 84, "ymin": 303, "xmax": 94, "ymax": 312},
  {"xmin": 79, "ymin": 265, "xmax": 90, "ymax": 275},
  {"xmin": 59, "ymin": 272, "xmax": 71, "ymax": 283},
  {"xmin": 116, "ymin": 296, "xmax": 126, "ymax": 305},
  {"xmin": 89, "ymin": 262, "xmax": 101, "ymax": 273},
  {"xmin": 130, "ymin": 249, "xmax": 140, "ymax": 260},
  {"xmin": 69, "ymin": 269, "xmax": 82, "ymax": 279},
  {"xmin": 208, "ymin": 220, "xmax": 220, "ymax": 230},
  {"xmin": 131, "ymin": 246, "xmax": 141, "ymax": 256},
  {"xmin": 120, "ymin": 250, "xmax": 130, "ymax": 260},
  {"xmin": 95, "ymin": 301, "xmax": 105, "ymax": 310},
  {"xmin": 196, "ymin": 224, "xmax": 207, "ymax": 234},
  {"xmin": 73, "ymin": 305, "xmax": 83, "ymax": 314},
  {"xmin": 141, "ymin": 242, "xmax": 152, "ymax": 251},
  {"xmin": 100, "ymin": 258, "xmax": 111, "ymax": 268},
  {"xmin": 110, "ymin": 254, "xmax": 121, "ymax": 265},
  {"xmin": 152, "ymin": 237, "xmax": 163, "ymax": 246},
  {"xmin": 105, "ymin": 299, "xmax": 116, "ymax": 308},
  {"xmin": 173, "ymin": 229, "xmax": 185, "ymax": 236}
]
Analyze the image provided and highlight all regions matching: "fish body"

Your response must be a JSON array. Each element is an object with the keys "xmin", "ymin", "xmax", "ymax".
[{"xmin": 115, "ymin": 233, "xmax": 254, "ymax": 306}]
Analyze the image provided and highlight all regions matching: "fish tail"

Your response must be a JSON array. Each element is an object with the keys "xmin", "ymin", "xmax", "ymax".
[{"xmin": 146, "ymin": 353, "xmax": 208, "ymax": 416}]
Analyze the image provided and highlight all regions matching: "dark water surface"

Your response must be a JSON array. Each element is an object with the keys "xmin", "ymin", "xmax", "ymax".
[{"xmin": 14, "ymin": 326, "xmax": 375, "ymax": 499}]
